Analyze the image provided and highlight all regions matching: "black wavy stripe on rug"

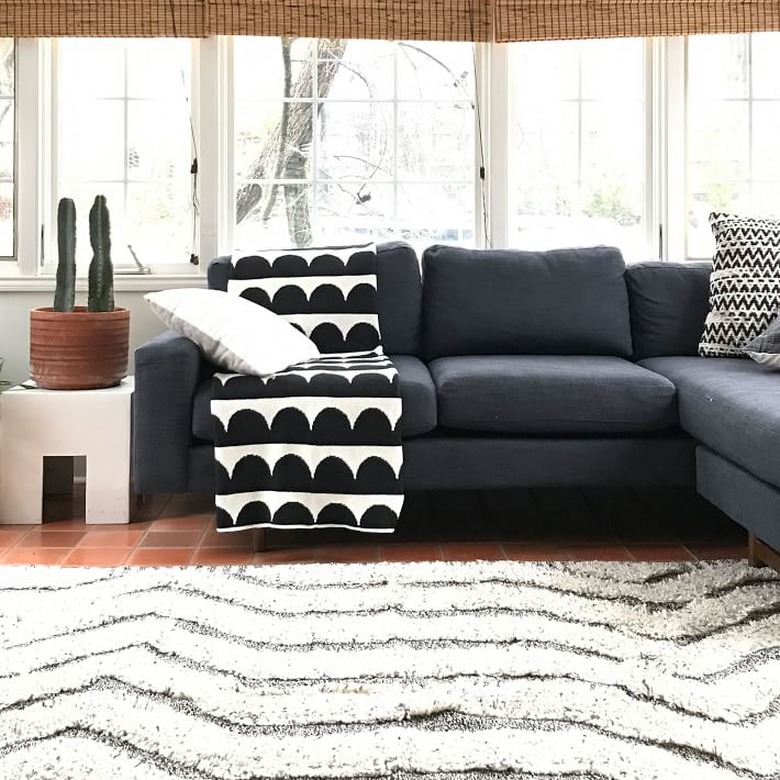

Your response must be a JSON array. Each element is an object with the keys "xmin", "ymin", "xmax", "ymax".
[{"xmin": 0, "ymin": 560, "xmax": 779, "ymax": 780}]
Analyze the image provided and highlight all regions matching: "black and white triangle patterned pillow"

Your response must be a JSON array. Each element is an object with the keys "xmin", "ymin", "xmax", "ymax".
[
  {"xmin": 228, "ymin": 243, "xmax": 381, "ymax": 354},
  {"xmin": 699, "ymin": 212, "xmax": 780, "ymax": 358}
]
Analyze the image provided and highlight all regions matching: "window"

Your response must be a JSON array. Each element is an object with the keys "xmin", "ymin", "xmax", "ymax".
[
  {"xmin": 53, "ymin": 38, "xmax": 195, "ymax": 272},
  {"xmin": 0, "ymin": 39, "xmax": 13, "ymax": 259},
  {"xmin": 686, "ymin": 33, "xmax": 780, "ymax": 258},
  {"xmin": 4, "ymin": 31, "xmax": 780, "ymax": 280},
  {"xmin": 233, "ymin": 38, "xmax": 476, "ymax": 252},
  {"xmin": 509, "ymin": 38, "xmax": 647, "ymax": 261}
]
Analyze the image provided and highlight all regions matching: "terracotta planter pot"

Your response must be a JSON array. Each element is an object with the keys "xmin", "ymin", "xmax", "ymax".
[{"xmin": 29, "ymin": 307, "xmax": 130, "ymax": 390}]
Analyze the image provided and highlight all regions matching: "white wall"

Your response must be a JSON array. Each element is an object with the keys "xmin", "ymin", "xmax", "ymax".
[{"xmin": 0, "ymin": 292, "xmax": 167, "ymax": 384}]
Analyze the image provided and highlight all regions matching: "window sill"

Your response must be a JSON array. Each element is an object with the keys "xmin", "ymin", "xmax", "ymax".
[{"xmin": 0, "ymin": 274, "xmax": 208, "ymax": 293}]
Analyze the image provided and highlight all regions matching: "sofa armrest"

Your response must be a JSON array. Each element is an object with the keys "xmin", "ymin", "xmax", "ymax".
[{"xmin": 133, "ymin": 330, "xmax": 212, "ymax": 493}]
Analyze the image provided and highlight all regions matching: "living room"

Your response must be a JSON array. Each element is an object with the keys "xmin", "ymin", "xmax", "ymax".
[{"xmin": 0, "ymin": 1, "xmax": 779, "ymax": 777}]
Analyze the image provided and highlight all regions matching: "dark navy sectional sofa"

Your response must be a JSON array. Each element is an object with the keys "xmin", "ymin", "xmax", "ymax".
[{"xmin": 133, "ymin": 242, "xmax": 780, "ymax": 569}]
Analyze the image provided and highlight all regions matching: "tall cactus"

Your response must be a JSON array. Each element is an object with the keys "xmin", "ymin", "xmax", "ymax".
[
  {"xmin": 53, "ymin": 198, "xmax": 76, "ymax": 312},
  {"xmin": 87, "ymin": 195, "xmax": 114, "ymax": 312}
]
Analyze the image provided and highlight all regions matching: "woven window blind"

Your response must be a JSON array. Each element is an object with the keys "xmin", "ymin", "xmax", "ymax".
[
  {"xmin": 0, "ymin": 0, "xmax": 492, "ymax": 40},
  {"xmin": 495, "ymin": 1, "xmax": 780, "ymax": 42},
  {"xmin": 0, "ymin": 1, "xmax": 207, "ymax": 37},
  {"xmin": 210, "ymin": 1, "xmax": 492, "ymax": 41},
  {"xmin": 4, "ymin": 0, "xmax": 780, "ymax": 40}
]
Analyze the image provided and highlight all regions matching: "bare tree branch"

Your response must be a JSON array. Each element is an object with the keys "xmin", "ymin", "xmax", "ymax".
[
  {"xmin": 258, "ymin": 37, "xmax": 293, "ymax": 226},
  {"xmin": 398, "ymin": 42, "xmax": 472, "ymax": 103},
  {"xmin": 233, "ymin": 40, "xmax": 469, "ymax": 245},
  {"xmin": 235, "ymin": 38, "xmax": 348, "ymax": 242},
  {"xmin": 0, "ymin": 39, "xmax": 13, "ymax": 90}
]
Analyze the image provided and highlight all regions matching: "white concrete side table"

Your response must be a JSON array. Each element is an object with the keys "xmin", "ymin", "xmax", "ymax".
[{"xmin": 0, "ymin": 377, "xmax": 134, "ymax": 524}]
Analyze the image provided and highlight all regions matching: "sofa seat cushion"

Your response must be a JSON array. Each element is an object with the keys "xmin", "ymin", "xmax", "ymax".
[
  {"xmin": 192, "ymin": 354, "xmax": 437, "ymax": 441},
  {"xmin": 639, "ymin": 356, "xmax": 780, "ymax": 490},
  {"xmin": 429, "ymin": 356, "xmax": 677, "ymax": 434}
]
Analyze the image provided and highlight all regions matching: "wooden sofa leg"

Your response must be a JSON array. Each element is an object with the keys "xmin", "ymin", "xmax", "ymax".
[
  {"xmin": 748, "ymin": 534, "xmax": 765, "ymax": 568},
  {"xmin": 252, "ymin": 528, "xmax": 268, "ymax": 552},
  {"xmin": 748, "ymin": 532, "xmax": 780, "ymax": 573}
]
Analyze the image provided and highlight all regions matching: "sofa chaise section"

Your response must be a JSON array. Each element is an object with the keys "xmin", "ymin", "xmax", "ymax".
[
  {"xmin": 639, "ymin": 356, "xmax": 780, "ymax": 492},
  {"xmin": 641, "ymin": 356, "xmax": 780, "ymax": 553},
  {"xmin": 628, "ymin": 261, "xmax": 780, "ymax": 564}
]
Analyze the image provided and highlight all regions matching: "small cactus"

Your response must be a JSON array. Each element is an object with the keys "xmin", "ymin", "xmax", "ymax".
[
  {"xmin": 53, "ymin": 198, "xmax": 76, "ymax": 312},
  {"xmin": 87, "ymin": 195, "xmax": 114, "ymax": 313}
]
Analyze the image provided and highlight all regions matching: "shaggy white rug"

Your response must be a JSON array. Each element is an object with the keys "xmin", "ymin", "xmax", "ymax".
[{"xmin": 0, "ymin": 560, "xmax": 779, "ymax": 780}]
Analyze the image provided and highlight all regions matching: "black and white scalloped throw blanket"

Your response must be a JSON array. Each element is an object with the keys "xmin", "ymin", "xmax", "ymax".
[{"xmin": 211, "ymin": 244, "xmax": 404, "ymax": 533}]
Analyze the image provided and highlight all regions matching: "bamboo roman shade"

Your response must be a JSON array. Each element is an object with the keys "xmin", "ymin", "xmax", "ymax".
[
  {"xmin": 210, "ymin": 1, "xmax": 492, "ymax": 41},
  {"xmin": 495, "ymin": 1, "xmax": 780, "ymax": 42},
  {"xmin": 0, "ymin": 0, "xmax": 492, "ymax": 40},
  {"xmin": 0, "ymin": 1, "xmax": 207, "ymax": 37},
  {"xmin": 2, "ymin": 0, "xmax": 779, "ymax": 40}
]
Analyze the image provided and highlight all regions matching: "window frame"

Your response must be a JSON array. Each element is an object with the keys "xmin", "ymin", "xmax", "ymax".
[
  {"xmin": 682, "ymin": 32, "xmax": 780, "ymax": 260},
  {"xmin": 500, "ymin": 37, "xmax": 656, "ymax": 262},
  {"xmin": 2, "ymin": 31, "xmax": 780, "ymax": 288},
  {"xmin": 0, "ymin": 38, "xmax": 15, "ymax": 263},
  {"xmin": 229, "ymin": 37, "xmax": 483, "ymax": 253},
  {"xmin": 44, "ymin": 37, "xmax": 205, "ymax": 277},
  {"xmin": 658, "ymin": 36, "xmax": 688, "ymax": 262},
  {"xmin": 13, "ymin": 38, "xmax": 42, "ymax": 279}
]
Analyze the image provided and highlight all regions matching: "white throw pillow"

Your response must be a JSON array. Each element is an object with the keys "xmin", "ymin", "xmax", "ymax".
[{"xmin": 145, "ymin": 288, "xmax": 320, "ymax": 376}]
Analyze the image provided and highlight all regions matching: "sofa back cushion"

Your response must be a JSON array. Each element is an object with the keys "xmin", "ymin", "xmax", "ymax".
[
  {"xmin": 421, "ymin": 245, "xmax": 632, "ymax": 359},
  {"xmin": 208, "ymin": 241, "xmax": 422, "ymax": 356},
  {"xmin": 626, "ymin": 261, "xmax": 711, "ymax": 360}
]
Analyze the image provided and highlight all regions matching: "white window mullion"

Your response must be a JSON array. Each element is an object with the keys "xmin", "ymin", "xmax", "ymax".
[
  {"xmin": 199, "ymin": 35, "xmax": 229, "ymax": 263},
  {"xmin": 122, "ymin": 46, "xmax": 130, "ymax": 236},
  {"xmin": 747, "ymin": 35, "xmax": 754, "ymax": 198},
  {"xmin": 393, "ymin": 42, "xmax": 399, "ymax": 241},
  {"xmin": 311, "ymin": 44, "xmax": 319, "ymax": 244},
  {"xmin": 14, "ymin": 39, "xmax": 45, "ymax": 276},
  {"xmin": 663, "ymin": 36, "xmax": 687, "ymax": 261},
  {"xmin": 576, "ymin": 44, "xmax": 584, "ymax": 213},
  {"xmin": 646, "ymin": 37, "xmax": 661, "ymax": 259},
  {"xmin": 484, "ymin": 41, "xmax": 509, "ymax": 249},
  {"xmin": 50, "ymin": 38, "xmax": 197, "ymax": 275},
  {"xmin": 0, "ymin": 39, "xmax": 17, "ymax": 262}
]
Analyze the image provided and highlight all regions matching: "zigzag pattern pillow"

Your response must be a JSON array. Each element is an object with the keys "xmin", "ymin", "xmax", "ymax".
[
  {"xmin": 699, "ymin": 212, "xmax": 780, "ymax": 357},
  {"xmin": 228, "ymin": 244, "xmax": 380, "ymax": 354}
]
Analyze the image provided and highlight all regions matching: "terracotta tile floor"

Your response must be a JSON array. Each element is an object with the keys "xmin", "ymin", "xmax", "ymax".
[{"xmin": 0, "ymin": 485, "xmax": 748, "ymax": 567}]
